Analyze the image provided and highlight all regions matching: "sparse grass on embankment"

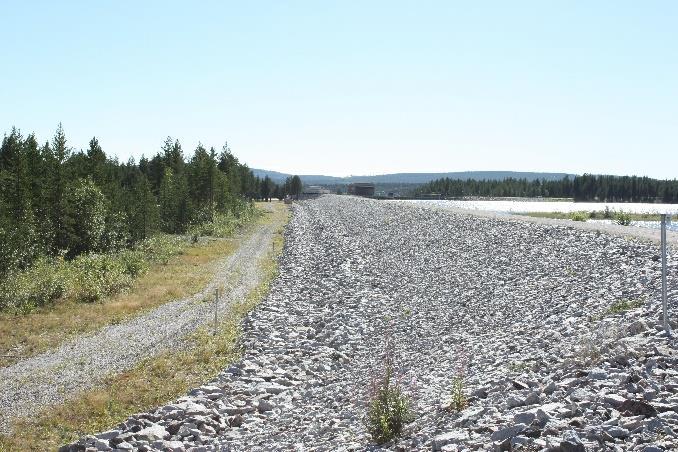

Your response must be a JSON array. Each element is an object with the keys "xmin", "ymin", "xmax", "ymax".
[
  {"xmin": 522, "ymin": 211, "xmax": 661, "ymax": 221},
  {"xmin": 0, "ymin": 203, "xmax": 288, "ymax": 452},
  {"xmin": 0, "ymin": 207, "xmax": 259, "ymax": 366}
]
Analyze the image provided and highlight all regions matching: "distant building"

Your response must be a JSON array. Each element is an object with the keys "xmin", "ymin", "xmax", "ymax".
[
  {"xmin": 300, "ymin": 185, "xmax": 330, "ymax": 199},
  {"xmin": 347, "ymin": 182, "xmax": 375, "ymax": 197}
]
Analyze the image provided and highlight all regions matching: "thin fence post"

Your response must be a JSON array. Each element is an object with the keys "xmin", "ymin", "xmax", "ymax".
[
  {"xmin": 214, "ymin": 288, "xmax": 219, "ymax": 335},
  {"xmin": 661, "ymin": 214, "xmax": 670, "ymax": 335}
]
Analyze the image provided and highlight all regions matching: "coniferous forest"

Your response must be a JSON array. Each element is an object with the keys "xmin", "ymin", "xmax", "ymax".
[
  {"xmin": 415, "ymin": 175, "xmax": 678, "ymax": 202},
  {"xmin": 0, "ymin": 125, "xmax": 292, "ymax": 287}
]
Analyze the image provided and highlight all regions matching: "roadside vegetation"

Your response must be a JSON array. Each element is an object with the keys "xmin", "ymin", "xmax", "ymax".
[
  {"xmin": 0, "ymin": 124, "xmax": 303, "ymax": 360},
  {"xmin": 0, "ymin": 224, "xmax": 247, "ymax": 365},
  {"xmin": 0, "ymin": 205, "xmax": 288, "ymax": 451},
  {"xmin": 522, "ymin": 208, "xmax": 654, "ymax": 225},
  {"xmin": 0, "ymin": 125, "xmax": 302, "ymax": 308}
]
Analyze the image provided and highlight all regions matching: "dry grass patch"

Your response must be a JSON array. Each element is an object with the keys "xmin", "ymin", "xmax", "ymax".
[{"xmin": 0, "ymin": 203, "xmax": 287, "ymax": 452}]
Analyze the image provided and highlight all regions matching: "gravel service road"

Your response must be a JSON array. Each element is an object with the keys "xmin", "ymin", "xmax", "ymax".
[
  {"xmin": 64, "ymin": 195, "xmax": 678, "ymax": 451},
  {"xmin": 0, "ymin": 207, "xmax": 283, "ymax": 435}
]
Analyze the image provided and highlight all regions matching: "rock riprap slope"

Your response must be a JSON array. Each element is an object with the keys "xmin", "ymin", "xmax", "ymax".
[{"xmin": 64, "ymin": 195, "xmax": 677, "ymax": 451}]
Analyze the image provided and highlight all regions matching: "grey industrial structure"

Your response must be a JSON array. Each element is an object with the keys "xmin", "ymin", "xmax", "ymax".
[{"xmin": 347, "ymin": 183, "xmax": 375, "ymax": 197}]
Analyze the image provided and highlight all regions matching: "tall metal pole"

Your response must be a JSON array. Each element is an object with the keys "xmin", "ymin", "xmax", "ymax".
[{"xmin": 661, "ymin": 214, "xmax": 669, "ymax": 333}]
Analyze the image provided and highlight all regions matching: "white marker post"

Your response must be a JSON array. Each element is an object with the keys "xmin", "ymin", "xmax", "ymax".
[{"xmin": 661, "ymin": 214, "xmax": 671, "ymax": 335}]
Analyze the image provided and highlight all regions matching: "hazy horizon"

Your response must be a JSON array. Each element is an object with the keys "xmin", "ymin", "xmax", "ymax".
[{"xmin": 2, "ymin": 1, "xmax": 677, "ymax": 179}]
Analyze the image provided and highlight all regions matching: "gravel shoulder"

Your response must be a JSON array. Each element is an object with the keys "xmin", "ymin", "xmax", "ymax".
[
  {"xmin": 0, "ymin": 204, "xmax": 286, "ymax": 435},
  {"xmin": 63, "ymin": 195, "xmax": 678, "ymax": 451}
]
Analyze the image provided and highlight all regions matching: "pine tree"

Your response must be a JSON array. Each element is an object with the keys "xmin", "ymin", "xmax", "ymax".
[{"xmin": 40, "ymin": 123, "xmax": 72, "ymax": 253}]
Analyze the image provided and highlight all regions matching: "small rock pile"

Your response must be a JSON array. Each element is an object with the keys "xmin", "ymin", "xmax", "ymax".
[{"xmin": 61, "ymin": 196, "xmax": 677, "ymax": 451}]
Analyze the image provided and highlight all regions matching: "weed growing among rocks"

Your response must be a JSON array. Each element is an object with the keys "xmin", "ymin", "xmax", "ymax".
[
  {"xmin": 364, "ymin": 321, "xmax": 413, "ymax": 444},
  {"xmin": 365, "ymin": 364, "xmax": 412, "ymax": 444},
  {"xmin": 608, "ymin": 297, "xmax": 644, "ymax": 314},
  {"xmin": 449, "ymin": 376, "xmax": 467, "ymax": 412},
  {"xmin": 445, "ymin": 346, "xmax": 469, "ymax": 412}
]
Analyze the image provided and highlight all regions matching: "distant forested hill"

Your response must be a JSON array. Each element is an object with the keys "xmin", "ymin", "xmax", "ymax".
[
  {"xmin": 252, "ymin": 169, "xmax": 574, "ymax": 185},
  {"xmin": 415, "ymin": 174, "xmax": 678, "ymax": 202}
]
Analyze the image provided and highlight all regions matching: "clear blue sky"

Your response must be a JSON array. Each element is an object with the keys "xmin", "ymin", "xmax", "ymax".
[{"xmin": 1, "ymin": 1, "xmax": 677, "ymax": 178}]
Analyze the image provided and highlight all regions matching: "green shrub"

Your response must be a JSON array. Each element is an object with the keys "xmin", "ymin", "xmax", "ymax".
[
  {"xmin": 137, "ymin": 234, "xmax": 185, "ymax": 265},
  {"xmin": 365, "ymin": 366, "xmax": 412, "ymax": 444},
  {"xmin": 188, "ymin": 203, "xmax": 258, "ymax": 238},
  {"xmin": 0, "ymin": 258, "xmax": 70, "ymax": 312},
  {"xmin": 569, "ymin": 211, "xmax": 588, "ymax": 222},
  {"xmin": 118, "ymin": 250, "xmax": 149, "ymax": 277},
  {"xmin": 615, "ymin": 210, "xmax": 632, "ymax": 226},
  {"xmin": 70, "ymin": 254, "xmax": 132, "ymax": 303}
]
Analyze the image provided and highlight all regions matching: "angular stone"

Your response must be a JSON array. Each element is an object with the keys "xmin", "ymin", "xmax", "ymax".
[
  {"xmin": 135, "ymin": 424, "xmax": 169, "ymax": 442},
  {"xmin": 605, "ymin": 426, "xmax": 629, "ymax": 438},
  {"xmin": 432, "ymin": 431, "xmax": 468, "ymax": 451},
  {"xmin": 543, "ymin": 381, "xmax": 557, "ymax": 395},
  {"xmin": 454, "ymin": 406, "xmax": 485, "ymax": 427},
  {"xmin": 560, "ymin": 430, "xmax": 585, "ymax": 452},
  {"xmin": 642, "ymin": 446, "xmax": 664, "ymax": 452},
  {"xmin": 490, "ymin": 424, "xmax": 526, "ymax": 442},
  {"xmin": 95, "ymin": 430, "xmax": 121, "ymax": 441},
  {"xmin": 588, "ymin": 368, "xmax": 608, "ymax": 380},
  {"xmin": 619, "ymin": 399, "xmax": 657, "ymax": 417},
  {"xmin": 512, "ymin": 380, "xmax": 529, "ymax": 390},
  {"xmin": 603, "ymin": 394, "xmax": 627, "ymax": 407},
  {"xmin": 506, "ymin": 396, "xmax": 525, "ymax": 408},
  {"xmin": 91, "ymin": 439, "xmax": 110, "ymax": 450},
  {"xmin": 524, "ymin": 391, "xmax": 540, "ymax": 405},
  {"xmin": 257, "ymin": 399, "xmax": 275, "ymax": 412},
  {"xmin": 513, "ymin": 411, "xmax": 536, "ymax": 425}
]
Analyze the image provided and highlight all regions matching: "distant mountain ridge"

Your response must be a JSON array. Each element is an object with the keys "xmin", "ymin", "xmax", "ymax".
[{"xmin": 251, "ymin": 169, "xmax": 576, "ymax": 185}]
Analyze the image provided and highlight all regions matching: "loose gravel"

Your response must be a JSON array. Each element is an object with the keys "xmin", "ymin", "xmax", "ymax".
[
  {"xmin": 63, "ymin": 195, "xmax": 677, "ymax": 451},
  {"xmin": 0, "ymin": 211, "xmax": 281, "ymax": 435}
]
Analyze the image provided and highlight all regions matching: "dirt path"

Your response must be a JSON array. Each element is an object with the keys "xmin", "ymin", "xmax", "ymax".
[{"xmin": 0, "ymin": 204, "xmax": 286, "ymax": 434}]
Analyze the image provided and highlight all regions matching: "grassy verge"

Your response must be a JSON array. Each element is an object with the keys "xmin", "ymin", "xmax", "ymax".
[
  {"xmin": 522, "ymin": 211, "xmax": 661, "ymax": 221},
  {"xmin": 0, "ymin": 206, "xmax": 262, "ymax": 366},
  {"xmin": 0, "ymin": 203, "xmax": 288, "ymax": 452}
]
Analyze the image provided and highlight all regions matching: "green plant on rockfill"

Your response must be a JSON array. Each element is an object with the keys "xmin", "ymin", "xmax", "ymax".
[
  {"xmin": 615, "ymin": 210, "xmax": 632, "ymax": 226},
  {"xmin": 603, "ymin": 206, "xmax": 614, "ymax": 219},
  {"xmin": 608, "ymin": 298, "xmax": 644, "ymax": 314},
  {"xmin": 449, "ymin": 376, "xmax": 468, "ymax": 412},
  {"xmin": 365, "ymin": 364, "xmax": 412, "ymax": 444},
  {"xmin": 508, "ymin": 361, "xmax": 531, "ymax": 372},
  {"xmin": 569, "ymin": 211, "xmax": 588, "ymax": 222}
]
